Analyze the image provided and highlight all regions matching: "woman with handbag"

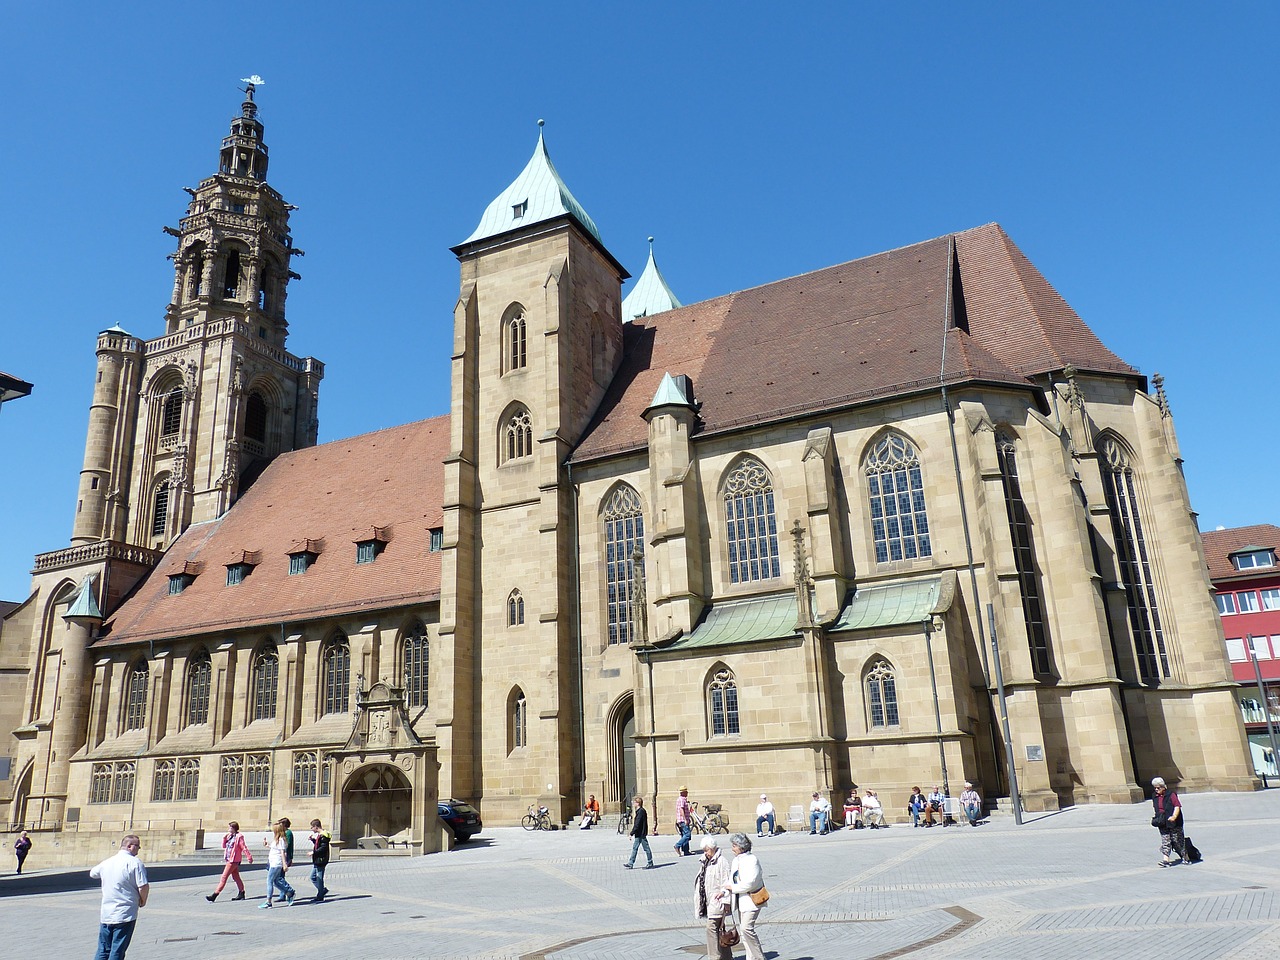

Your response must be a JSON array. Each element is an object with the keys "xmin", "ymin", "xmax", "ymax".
[
  {"xmin": 694, "ymin": 836, "xmax": 733, "ymax": 960},
  {"xmin": 722, "ymin": 832, "xmax": 768, "ymax": 960},
  {"xmin": 1151, "ymin": 776, "xmax": 1185, "ymax": 867}
]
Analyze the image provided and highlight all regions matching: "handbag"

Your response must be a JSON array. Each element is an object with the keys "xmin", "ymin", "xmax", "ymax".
[
  {"xmin": 718, "ymin": 913, "xmax": 741, "ymax": 948},
  {"xmin": 750, "ymin": 884, "xmax": 770, "ymax": 907}
]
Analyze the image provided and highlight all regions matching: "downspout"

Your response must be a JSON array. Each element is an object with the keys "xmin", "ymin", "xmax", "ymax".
[
  {"xmin": 567, "ymin": 460, "xmax": 586, "ymax": 808},
  {"xmin": 940, "ymin": 238, "xmax": 1003, "ymax": 793}
]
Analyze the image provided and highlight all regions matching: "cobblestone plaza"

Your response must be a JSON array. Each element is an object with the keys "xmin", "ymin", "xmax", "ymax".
[{"xmin": 2, "ymin": 790, "xmax": 1277, "ymax": 959}]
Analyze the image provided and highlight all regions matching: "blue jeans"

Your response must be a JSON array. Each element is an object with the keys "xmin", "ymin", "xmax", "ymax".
[
  {"xmin": 626, "ymin": 835, "xmax": 653, "ymax": 866},
  {"xmin": 675, "ymin": 820, "xmax": 692, "ymax": 854},
  {"xmin": 809, "ymin": 810, "xmax": 829, "ymax": 833},
  {"xmin": 94, "ymin": 920, "xmax": 136, "ymax": 960},
  {"xmin": 964, "ymin": 803, "xmax": 981, "ymax": 825},
  {"xmin": 756, "ymin": 813, "xmax": 775, "ymax": 835},
  {"xmin": 310, "ymin": 863, "xmax": 327, "ymax": 896},
  {"xmin": 268, "ymin": 865, "xmax": 294, "ymax": 902}
]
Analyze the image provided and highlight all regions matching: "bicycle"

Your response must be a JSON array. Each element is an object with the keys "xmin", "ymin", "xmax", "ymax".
[
  {"xmin": 689, "ymin": 801, "xmax": 729, "ymax": 835},
  {"xmin": 522, "ymin": 804, "xmax": 554, "ymax": 831},
  {"xmin": 616, "ymin": 801, "xmax": 633, "ymax": 835}
]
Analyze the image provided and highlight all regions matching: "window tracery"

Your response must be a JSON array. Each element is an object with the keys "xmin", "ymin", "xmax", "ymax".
[
  {"xmin": 864, "ymin": 434, "xmax": 932, "ymax": 562},
  {"xmin": 723, "ymin": 457, "xmax": 781, "ymax": 583},
  {"xmin": 603, "ymin": 485, "xmax": 645, "ymax": 644}
]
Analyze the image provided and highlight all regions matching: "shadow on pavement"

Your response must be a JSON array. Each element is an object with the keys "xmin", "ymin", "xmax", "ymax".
[{"xmin": 0, "ymin": 862, "xmax": 250, "ymax": 898}]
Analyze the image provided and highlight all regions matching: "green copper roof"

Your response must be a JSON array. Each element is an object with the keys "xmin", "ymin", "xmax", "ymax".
[
  {"xmin": 460, "ymin": 123, "xmax": 603, "ymax": 247},
  {"xmin": 669, "ymin": 592, "xmax": 799, "ymax": 650},
  {"xmin": 622, "ymin": 239, "xmax": 681, "ymax": 321},
  {"xmin": 64, "ymin": 576, "xmax": 103, "ymax": 621},
  {"xmin": 829, "ymin": 578, "xmax": 941, "ymax": 632},
  {"xmin": 645, "ymin": 372, "xmax": 695, "ymax": 413}
]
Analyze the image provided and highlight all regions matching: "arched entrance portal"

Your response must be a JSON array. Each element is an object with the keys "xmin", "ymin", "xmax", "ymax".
[
  {"xmin": 611, "ymin": 699, "xmax": 636, "ymax": 806},
  {"xmin": 11, "ymin": 763, "xmax": 33, "ymax": 828},
  {"xmin": 341, "ymin": 764, "xmax": 413, "ymax": 844}
]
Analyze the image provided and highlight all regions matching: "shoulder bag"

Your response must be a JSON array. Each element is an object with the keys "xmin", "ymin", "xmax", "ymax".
[
  {"xmin": 719, "ymin": 913, "xmax": 740, "ymax": 948},
  {"xmin": 750, "ymin": 884, "xmax": 770, "ymax": 906}
]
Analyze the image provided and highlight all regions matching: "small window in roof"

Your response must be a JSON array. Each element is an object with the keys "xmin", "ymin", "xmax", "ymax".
[
  {"xmin": 356, "ymin": 540, "xmax": 383, "ymax": 564},
  {"xmin": 168, "ymin": 573, "xmax": 195, "ymax": 596},
  {"xmin": 226, "ymin": 562, "xmax": 253, "ymax": 586},
  {"xmin": 1233, "ymin": 549, "xmax": 1276, "ymax": 571},
  {"xmin": 289, "ymin": 552, "xmax": 316, "ymax": 575},
  {"xmin": 513, "ymin": 199, "xmax": 528, "ymax": 219}
]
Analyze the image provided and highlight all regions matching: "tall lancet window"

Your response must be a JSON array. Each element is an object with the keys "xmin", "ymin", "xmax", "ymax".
[
  {"xmin": 1098, "ymin": 436, "xmax": 1169, "ymax": 684},
  {"xmin": 996, "ymin": 433, "xmax": 1054, "ymax": 677},
  {"xmin": 603, "ymin": 485, "xmax": 645, "ymax": 645},
  {"xmin": 864, "ymin": 433, "xmax": 932, "ymax": 562},
  {"xmin": 504, "ymin": 306, "xmax": 527, "ymax": 373},
  {"xmin": 502, "ymin": 406, "xmax": 533, "ymax": 463},
  {"xmin": 723, "ymin": 457, "xmax": 781, "ymax": 583},
  {"xmin": 124, "ymin": 661, "xmax": 149, "ymax": 731}
]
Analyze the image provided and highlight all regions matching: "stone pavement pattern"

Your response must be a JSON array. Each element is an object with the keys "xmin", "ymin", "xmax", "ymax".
[{"xmin": 2, "ymin": 791, "xmax": 1278, "ymax": 959}]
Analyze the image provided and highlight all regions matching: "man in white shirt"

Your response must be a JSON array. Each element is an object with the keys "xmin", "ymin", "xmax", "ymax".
[
  {"xmin": 808, "ymin": 792, "xmax": 832, "ymax": 834},
  {"xmin": 863, "ymin": 790, "xmax": 886, "ymax": 828},
  {"xmin": 755, "ymin": 794, "xmax": 776, "ymax": 837},
  {"xmin": 89, "ymin": 834, "xmax": 149, "ymax": 960}
]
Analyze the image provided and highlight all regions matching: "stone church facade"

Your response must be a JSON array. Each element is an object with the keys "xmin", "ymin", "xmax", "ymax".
[{"xmin": 0, "ymin": 89, "xmax": 1257, "ymax": 853}]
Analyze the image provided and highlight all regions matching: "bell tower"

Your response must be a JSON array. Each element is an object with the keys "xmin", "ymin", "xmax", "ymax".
[{"xmin": 71, "ymin": 80, "xmax": 324, "ymax": 551}]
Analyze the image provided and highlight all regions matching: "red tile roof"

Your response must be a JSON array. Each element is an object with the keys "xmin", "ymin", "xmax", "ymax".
[
  {"xmin": 573, "ymin": 224, "xmax": 1135, "ymax": 463},
  {"xmin": 1201, "ymin": 525, "xmax": 1280, "ymax": 582},
  {"xmin": 98, "ymin": 417, "xmax": 449, "ymax": 647}
]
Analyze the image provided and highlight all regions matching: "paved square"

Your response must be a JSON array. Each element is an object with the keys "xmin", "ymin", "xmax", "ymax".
[{"xmin": 3, "ymin": 790, "xmax": 1278, "ymax": 959}]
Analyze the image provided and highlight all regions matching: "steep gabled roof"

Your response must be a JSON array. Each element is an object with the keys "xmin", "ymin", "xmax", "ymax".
[
  {"xmin": 571, "ymin": 224, "xmax": 1136, "ymax": 463},
  {"xmin": 99, "ymin": 417, "xmax": 449, "ymax": 647},
  {"xmin": 1201, "ymin": 525, "xmax": 1280, "ymax": 582}
]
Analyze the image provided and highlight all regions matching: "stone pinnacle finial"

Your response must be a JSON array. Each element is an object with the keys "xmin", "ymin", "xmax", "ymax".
[{"xmin": 1152, "ymin": 372, "xmax": 1170, "ymax": 418}]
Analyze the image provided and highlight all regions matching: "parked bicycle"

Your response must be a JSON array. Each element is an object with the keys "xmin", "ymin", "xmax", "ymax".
[
  {"xmin": 522, "ymin": 804, "xmax": 554, "ymax": 831},
  {"xmin": 689, "ymin": 801, "xmax": 729, "ymax": 834},
  {"xmin": 616, "ymin": 800, "xmax": 633, "ymax": 835}
]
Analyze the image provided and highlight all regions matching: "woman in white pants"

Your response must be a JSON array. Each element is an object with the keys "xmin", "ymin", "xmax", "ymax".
[{"xmin": 723, "ymin": 832, "xmax": 767, "ymax": 960}]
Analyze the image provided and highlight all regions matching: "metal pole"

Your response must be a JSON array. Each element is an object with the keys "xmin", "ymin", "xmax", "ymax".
[
  {"xmin": 987, "ymin": 604, "xmax": 1023, "ymax": 825},
  {"xmin": 922, "ymin": 619, "xmax": 950, "ymax": 798},
  {"xmin": 1247, "ymin": 635, "xmax": 1280, "ymax": 783}
]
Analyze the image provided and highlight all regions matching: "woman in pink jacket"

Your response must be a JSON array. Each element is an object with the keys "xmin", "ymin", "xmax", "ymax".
[{"xmin": 206, "ymin": 821, "xmax": 253, "ymax": 901}]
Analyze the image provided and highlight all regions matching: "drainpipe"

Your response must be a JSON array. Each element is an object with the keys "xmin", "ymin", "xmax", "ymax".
[{"xmin": 567, "ymin": 459, "xmax": 587, "ymax": 810}]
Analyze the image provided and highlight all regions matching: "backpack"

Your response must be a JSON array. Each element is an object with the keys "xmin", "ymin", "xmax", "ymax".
[{"xmin": 1179, "ymin": 835, "xmax": 1203, "ymax": 864}]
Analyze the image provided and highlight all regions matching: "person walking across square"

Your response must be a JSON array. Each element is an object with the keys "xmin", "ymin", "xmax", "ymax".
[
  {"xmin": 89, "ymin": 834, "xmax": 149, "ymax": 960},
  {"xmin": 309, "ymin": 819, "xmax": 332, "ymax": 901},
  {"xmin": 206, "ymin": 821, "xmax": 252, "ymax": 901},
  {"xmin": 261, "ymin": 821, "xmax": 296, "ymax": 907},
  {"xmin": 624, "ymin": 795, "xmax": 655, "ymax": 869},
  {"xmin": 14, "ymin": 831, "xmax": 32, "ymax": 874},
  {"xmin": 675, "ymin": 786, "xmax": 693, "ymax": 857}
]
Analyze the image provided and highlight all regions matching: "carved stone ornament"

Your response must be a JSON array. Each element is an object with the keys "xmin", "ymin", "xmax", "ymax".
[
  {"xmin": 170, "ymin": 446, "xmax": 189, "ymax": 491},
  {"xmin": 183, "ymin": 359, "xmax": 199, "ymax": 399},
  {"xmin": 230, "ymin": 356, "xmax": 245, "ymax": 395},
  {"xmin": 399, "ymin": 755, "xmax": 414, "ymax": 772},
  {"xmin": 343, "ymin": 757, "xmax": 356, "ymax": 774}
]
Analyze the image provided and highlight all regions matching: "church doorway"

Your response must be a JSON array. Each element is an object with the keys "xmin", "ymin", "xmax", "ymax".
[
  {"xmin": 11, "ymin": 763, "xmax": 32, "ymax": 828},
  {"xmin": 340, "ymin": 763, "xmax": 413, "ymax": 844},
  {"xmin": 611, "ymin": 698, "xmax": 636, "ymax": 806}
]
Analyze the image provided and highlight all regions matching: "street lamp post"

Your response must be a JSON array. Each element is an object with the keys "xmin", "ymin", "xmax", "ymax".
[
  {"xmin": 922, "ymin": 618, "xmax": 950, "ymax": 799},
  {"xmin": 1247, "ymin": 635, "xmax": 1280, "ymax": 783}
]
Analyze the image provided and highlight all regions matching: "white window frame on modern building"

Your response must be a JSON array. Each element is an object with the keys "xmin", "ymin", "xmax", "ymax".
[
  {"xmin": 1215, "ymin": 593, "xmax": 1238, "ymax": 616},
  {"xmin": 1262, "ymin": 588, "xmax": 1280, "ymax": 611},
  {"xmin": 1250, "ymin": 635, "xmax": 1273, "ymax": 660},
  {"xmin": 1233, "ymin": 549, "xmax": 1276, "ymax": 570},
  {"xmin": 1237, "ymin": 591, "xmax": 1261, "ymax": 614},
  {"xmin": 1225, "ymin": 637, "xmax": 1247, "ymax": 661}
]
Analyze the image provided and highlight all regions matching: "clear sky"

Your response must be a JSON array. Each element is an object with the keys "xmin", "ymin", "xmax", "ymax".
[{"xmin": 1, "ymin": 3, "xmax": 1276, "ymax": 601}]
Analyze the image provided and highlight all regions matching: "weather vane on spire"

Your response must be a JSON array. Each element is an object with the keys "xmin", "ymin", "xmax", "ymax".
[{"xmin": 240, "ymin": 75, "xmax": 265, "ymax": 100}]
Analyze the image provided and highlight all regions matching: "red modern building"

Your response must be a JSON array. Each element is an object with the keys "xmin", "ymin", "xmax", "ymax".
[{"xmin": 1203, "ymin": 524, "xmax": 1280, "ymax": 777}]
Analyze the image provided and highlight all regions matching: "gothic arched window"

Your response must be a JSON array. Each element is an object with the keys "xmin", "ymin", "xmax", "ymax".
[
  {"xmin": 723, "ymin": 457, "xmax": 781, "ymax": 583},
  {"xmin": 1098, "ymin": 436, "xmax": 1169, "ymax": 684},
  {"xmin": 124, "ymin": 661, "xmax": 148, "ymax": 731},
  {"xmin": 245, "ymin": 753, "xmax": 270, "ymax": 799},
  {"xmin": 504, "ymin": 306, "xmax": 527, "ymax": 373},
  {"xmin": 502, "ymin": 406, "xmax": 533, "ymax": 463},
  {"xmin": 152, "ymin": 759, "xmax": 176, "ymax": 802},
  {"xmin": 864, "ymin": 433, "xmax": 932, "ymax": 563},
  {"xmin": 603, "ymin": 485, "xmax": 645, "ymax": 645},
  {"xmin": 161, "ymin": 387, "xmax": 183, "ymax": 438},
  {"xmin": 707, "ymin": 667, "xmax": 740, "ymax": 737},
  {"xmin": 996, "ymin": 433, "xmax": 1054, "ymax": 676},
  {"xmin": 222, "ymin": 248, "xmax": 242, "ymax": 299},
  {"xmin": 151, "ymin": 479, "xmax": 170, "ymax": 538},
  {"xmin": 245, "ymin": 392, "xmax": 268, "ymax": 444},
  {"xmin": 292, "ymin": 750, "xmax": 319, "ymax": 797},
  {"xmin": 865, "ymin": 659, "xmax": 899, "ymax": 728},
  {"xmin": 186, "ymin": 651, "xmax": 211, "ymax": 727},
  {"xmin": 509, "ymin": 687, "xmax": 528, "ymax": 752},
  {"xmin": 252, "ymin": 643, "xmax": 278, "ymax": 721},
  {"xmin": 507, "ymin": 589, "xmax": 525, "ymax": 627},
  {"xmin": 322, "ymin": 635, "xmax": 351, "ymax": 715},
  {"xmin": 403, "ymin": 621, "xmax": 429, "ymax": 709}
]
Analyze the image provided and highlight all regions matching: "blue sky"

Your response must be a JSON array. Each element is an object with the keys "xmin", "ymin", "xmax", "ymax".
[{"xmin": 1, "ymin": 3, "xmax": 1276, "ymax": 600}]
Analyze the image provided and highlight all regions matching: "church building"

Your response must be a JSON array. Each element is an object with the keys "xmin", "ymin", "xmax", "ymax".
[{"xmin": 0, "ymin": 88, "xmax": 1257, "ymax": 853}]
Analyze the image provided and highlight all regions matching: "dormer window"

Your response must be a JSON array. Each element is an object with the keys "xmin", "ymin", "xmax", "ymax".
[
  {"xmin": 168, "ymin": 574, "xmax": 195, "ymax": 596},
  {"xmin": 512, "ymin": 199, "xmax": 528, "ymax": 219},
  {"xmin": 226, "ymin": 563, "xmax": 252, "ymax": 586},
  {"xmin": 289, "ymin": 552, "xmax": 316, "ymax": 575},
  {"xmin": 355, "ymin": 527, "xmax": 390, "ymax": 564},
  {"xmin": 1233, "ymin": 549, "xmax": 1276, "ymax": 571}
]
